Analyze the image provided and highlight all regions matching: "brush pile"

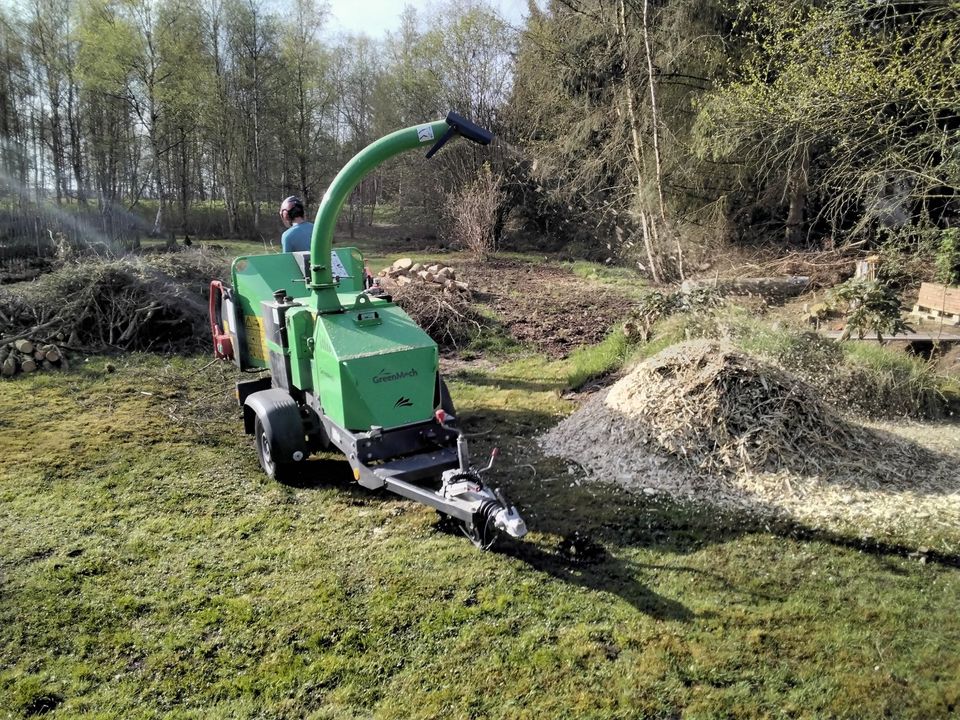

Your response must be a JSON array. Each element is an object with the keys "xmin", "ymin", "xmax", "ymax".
[
  {"xmin": 376, "ymin": 258, "xmax": 486, "ymax": 348},
  {"xmin": 737, "ymin": 248, "xmax": 861, "ymax": 288},
  {"xmin": 542, "ymin": 340, "xmax": 960, "ymax": 533},
  {"xmin": 0, "ymin": 250, "xmax": 228, "ymax": 354},
  {"xmin": 391, "ymin": 281, "xmax": 486, "ymax": 349}
]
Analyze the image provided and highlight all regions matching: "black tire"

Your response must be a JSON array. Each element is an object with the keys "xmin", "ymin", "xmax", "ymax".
[
  {"xmin": 254, "ymin": 414, "xmax": 298, "ymax": 483},
  {"xmin": 462, "ymin": 514, "xmax": 498, "ymax": 550}
]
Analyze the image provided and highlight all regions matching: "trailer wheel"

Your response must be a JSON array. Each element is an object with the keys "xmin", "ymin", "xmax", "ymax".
[
  {"xmin": 462, "ymin": 514, "xmax": 497, "ymax": 550},
  {"xmin": 254, "ymin": 415, "xmax": 298, "ymax": 483}
]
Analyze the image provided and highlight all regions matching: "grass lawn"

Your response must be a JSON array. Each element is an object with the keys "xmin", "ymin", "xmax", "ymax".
[{"xmin": 2, "ymin": 339, "xmax": 958, "ymax": 718}]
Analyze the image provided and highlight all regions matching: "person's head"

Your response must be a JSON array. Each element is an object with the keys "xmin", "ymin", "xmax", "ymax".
[{"xmin": 279, "ymin": 196, "xmax": 305, "ymax": 227}]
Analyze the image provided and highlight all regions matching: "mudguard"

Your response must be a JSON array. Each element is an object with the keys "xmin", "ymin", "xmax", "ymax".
[{"xmin": 242, "ymin": 389, "xmax": 307, "ymax": 464}]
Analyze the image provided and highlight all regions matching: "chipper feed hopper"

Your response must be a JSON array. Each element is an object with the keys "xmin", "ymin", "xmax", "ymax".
[{"xmin": 209, "ymin": 112, "xmax": 527, "ymax": 549}]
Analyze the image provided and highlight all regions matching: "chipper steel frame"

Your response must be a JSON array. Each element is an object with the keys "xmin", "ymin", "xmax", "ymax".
[{"xmin": 209, "ymin": 112, "xmax": 527, "ymax": 548}]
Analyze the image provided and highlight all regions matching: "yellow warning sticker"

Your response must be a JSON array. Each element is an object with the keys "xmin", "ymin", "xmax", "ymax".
[{"xmin": 244, "ymin": 315, "xmax": 268, "ymax": 364}]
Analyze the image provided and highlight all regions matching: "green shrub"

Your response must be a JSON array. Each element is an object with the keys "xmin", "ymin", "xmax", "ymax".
[
  {"xmin": 627, "ymin": 287, "xmax": 723, "ymax": 341},
  {"xmin": 840, "ymin": 343, "xmax": 947, "ymax": 418},
  {"xmin": 934, "ymin": 228, "xmax": 960, "ymax": 285},
  {"xmin": 736, "ymin": 324, "xmax": 843, "ymax": 376},
  {"xmin": 832, "ymin": 277, "xmax": 910, "ymax": 341},
  {"xmin": 660, "ymin": 308, "xmax": 950, "ymax": 419}
]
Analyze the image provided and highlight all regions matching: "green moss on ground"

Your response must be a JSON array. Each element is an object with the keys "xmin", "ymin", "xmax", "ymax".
[{"xmin": 2, "ymin": 350, "xmax": 958, "ymax": 718}]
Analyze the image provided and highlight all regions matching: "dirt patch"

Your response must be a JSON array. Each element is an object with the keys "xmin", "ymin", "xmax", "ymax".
[
  {"xmin": 936, "ymin": 343, "xmax": 960, "ymax": 376},
  {"xmin": 466, "ymin": 258, "xmax": 634, "ymax": 357},
  {"xmin": 541, "ymin": 340, "xmax": 960, "ymax": 536}
]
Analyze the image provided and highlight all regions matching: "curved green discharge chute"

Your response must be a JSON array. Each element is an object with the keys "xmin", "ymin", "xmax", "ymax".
[{"xmin": 308, "ymin": 119, "xmax": 449, "ymax": 312}]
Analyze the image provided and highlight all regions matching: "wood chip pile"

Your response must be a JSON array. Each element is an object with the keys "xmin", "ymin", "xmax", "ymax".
[
  {"xmin": 0, "ymin": 338, "xmax": 68, "ymax": 377},
  {"xmin": 542, "ymin": 340, "xmax": 960, "ymax": 534},
  {"xmin": 608, "ymin": 340, "xmax": 888, "ymax": 475}
]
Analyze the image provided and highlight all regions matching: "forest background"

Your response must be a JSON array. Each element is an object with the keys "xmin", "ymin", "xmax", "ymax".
[{"xmin": 1, "ymin": 0, "xmax": 957, "ymax": 281}]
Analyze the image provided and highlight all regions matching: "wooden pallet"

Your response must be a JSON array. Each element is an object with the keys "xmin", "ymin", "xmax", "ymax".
[
  {"xmin": 917, "ymin": 282, "xmax": 960, "ymax": 314},
  {"xmin": 911, "ymin": 304, "xmax": 960, "ymax": 326}
]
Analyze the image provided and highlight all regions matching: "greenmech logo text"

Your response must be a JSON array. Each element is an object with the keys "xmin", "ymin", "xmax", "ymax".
[{"xmin": 373, "ymin": 368, "xmax": 418, "ymax": 384}]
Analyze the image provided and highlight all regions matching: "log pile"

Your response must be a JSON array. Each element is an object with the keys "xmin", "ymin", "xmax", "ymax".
[
  {"xmin": 376, "ymin": 258, "xmax": 470, "ymax": 296},
  {"xmin": 680, "ymin": 275, "xmax": 810, "ymax": 299},
  {"xmin": 0, "ymin": 338, "xmax": 68, "ymax": 377}
]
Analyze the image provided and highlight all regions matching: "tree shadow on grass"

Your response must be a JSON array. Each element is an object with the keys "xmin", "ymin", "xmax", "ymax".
[
  {"xmin": 502, "ymin": 539, "xmax": 700, "ymax": 621},
  {"xmin": 768, "ymin": 519, "xmax": 960, "ymax": 570},
  {"xmin": 427, "ymin": 510, "xmax": 699, "ymax": 620},
  {"xmin": 283, "ymin": 422, "xmax": 703, "ymax": 618},
  {"xmin": 460, "ymin": 405, "xmax": 772, "ymax": 619},
  {"xmin": 281, "ymin": 404, "xmax": 960, "ymax": 622}
]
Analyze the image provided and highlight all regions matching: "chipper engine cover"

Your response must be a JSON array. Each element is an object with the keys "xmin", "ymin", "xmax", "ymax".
[{"xmin": 209, "ymin": 112, "xmax": 527, "ymax": 549}]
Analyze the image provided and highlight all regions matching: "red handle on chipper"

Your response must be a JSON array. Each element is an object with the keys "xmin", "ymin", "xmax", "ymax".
[{"xmin": 209, "ymin": 280, "xmax": 234, "ymax": 361}]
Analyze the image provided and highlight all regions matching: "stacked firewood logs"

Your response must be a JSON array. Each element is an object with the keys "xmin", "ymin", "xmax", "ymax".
[
  {"xmin": 0, "ymin": 338, "xmax": 68, "ymax": 377},
  {"xmin": 377, "ymin": 258, "xmax": 470, "ymax": 295}
]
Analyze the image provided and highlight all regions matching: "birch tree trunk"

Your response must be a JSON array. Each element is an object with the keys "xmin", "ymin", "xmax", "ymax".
[
  {"xmin": 641, "ymin": 0, "xmax": 666, "ymax": 223},
  {"xmin": 618, "ymin": 0, "xmax": 661, "ymax": 284}
]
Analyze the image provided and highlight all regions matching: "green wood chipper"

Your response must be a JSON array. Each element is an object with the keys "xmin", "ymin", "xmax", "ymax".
[{"xmin": 209, "ymin": 112, "xmax": 527, "ymax": 549}]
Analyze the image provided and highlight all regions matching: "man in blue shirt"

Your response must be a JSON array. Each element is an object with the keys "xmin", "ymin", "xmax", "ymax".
[{"xmin": 279, "ymin": 196, "xmax": 313, "ymax": 252}]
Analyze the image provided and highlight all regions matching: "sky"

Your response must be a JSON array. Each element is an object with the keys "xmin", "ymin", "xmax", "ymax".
[{"xmin": 325, "ymin": 0, "xmax": 531, "ymax": 38}]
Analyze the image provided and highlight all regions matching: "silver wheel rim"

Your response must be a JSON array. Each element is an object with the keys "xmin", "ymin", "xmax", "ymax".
[{"xmin": 260, "ymin": 431, "xmax": 273, "ymax": 471}]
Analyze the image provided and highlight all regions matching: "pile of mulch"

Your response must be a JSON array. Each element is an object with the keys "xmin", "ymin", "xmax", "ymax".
[
  {"xmin": 0, "ymin": 250, "xmax": 229, "ymax": 352},
  {"xmin": 541, "ymin": 340, "xmax": 960, "ymax": 533}
]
